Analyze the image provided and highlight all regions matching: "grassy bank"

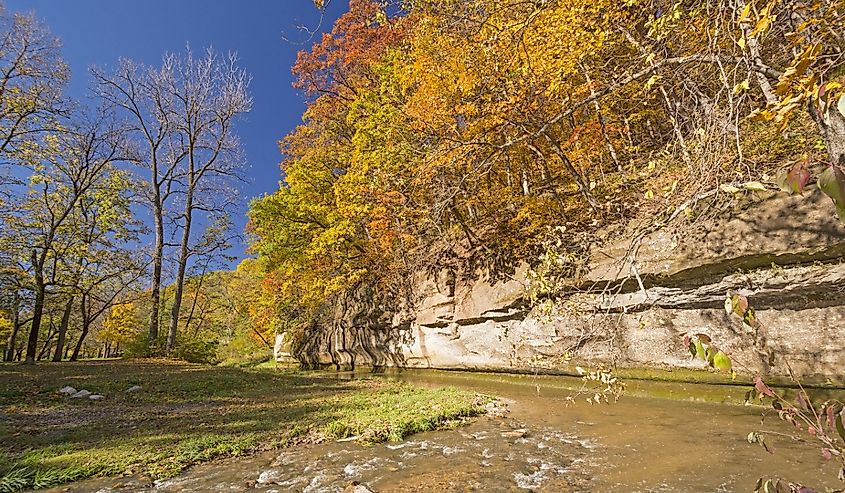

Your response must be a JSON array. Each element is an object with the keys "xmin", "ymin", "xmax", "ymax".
[{"xmin": 0, "ymin": 360, "xmax": 488, "ymax": 491}]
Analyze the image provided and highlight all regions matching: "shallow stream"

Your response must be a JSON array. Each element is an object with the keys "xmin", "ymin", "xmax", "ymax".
[{"xmin": 51, "ymin": 370, "xmax": 843, "ymax": 492}]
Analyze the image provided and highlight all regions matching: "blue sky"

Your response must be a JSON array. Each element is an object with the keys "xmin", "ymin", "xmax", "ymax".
[{"xmin": 7, "ymin": 0, "xmax": 347, "ymax": 262}]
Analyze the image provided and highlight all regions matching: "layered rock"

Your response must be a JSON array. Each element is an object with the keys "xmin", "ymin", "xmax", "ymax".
[{"xmin": 280, "ymin": 189, "xmax": 845, "ymax": 379}]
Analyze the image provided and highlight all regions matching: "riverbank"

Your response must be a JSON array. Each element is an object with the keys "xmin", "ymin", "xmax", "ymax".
[
  {"xmin": 36, "ymin": 367, "xmax": 843, "ymax": 492},
  {"xmin": 0, "ymin": 360, "xmax": 488, "ymax": 491}
]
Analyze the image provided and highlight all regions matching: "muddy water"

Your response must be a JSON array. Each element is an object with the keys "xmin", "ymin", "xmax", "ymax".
[{"xmin": 50, "ymin": 370, "xmax": 843, "ymax": 492}]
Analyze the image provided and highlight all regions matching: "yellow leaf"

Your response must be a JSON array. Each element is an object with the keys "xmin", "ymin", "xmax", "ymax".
[
  {"xmin": 743, "ymin": 181, "xmax": 767, "ymax": 191},
  {"xmin": 738, "ymin": 2, "xmax": 752, "ymax": 23},
  {"xmin": 644, "ymin": 190, "xmax": 654, "ymax": 199},
  {"xmin": 732, "ymin": 79, "xmax": 750, "ymax": 94},
  {"xmin": 720, "ymin": 184, "xmax": 741, "ymax": 194}
]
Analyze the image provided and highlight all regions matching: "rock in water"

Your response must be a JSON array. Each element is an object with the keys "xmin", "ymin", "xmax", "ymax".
[
  {"xmin": 70, "ymin": 389, "xmax": 91, "ymax": 398},
  {"xmin": 58, "ymin": 386, "xmax": 77, "ymax": 395},
  {"xmin": 501, "ymin": 428, "xmax": 529, "ymax": 438},
  {"xmin": 344, "ymin": 481, "xmax": 375, "ymax": 493}
]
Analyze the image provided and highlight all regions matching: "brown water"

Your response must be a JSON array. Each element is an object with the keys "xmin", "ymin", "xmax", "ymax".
[{"xmin": 49, "ymin": 370, "xmax": 843, "ymax": 492}]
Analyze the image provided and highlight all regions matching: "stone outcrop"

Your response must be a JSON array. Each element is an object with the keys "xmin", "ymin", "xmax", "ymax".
[{"xmin": 283, "ymin": 189, "xmax": 845, "ymax": 379}]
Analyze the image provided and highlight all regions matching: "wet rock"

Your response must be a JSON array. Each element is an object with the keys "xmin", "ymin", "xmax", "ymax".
[
  {"xmin": 125, "ymin": 385, "xmax": 142, "ymax": 393},
  {"xmin": 484, "ymin": 400, "xmax": 509, "ymax": 417},
  {"xmin": 256, "ymin": 470, "xmax": 280, "ymax": 484},
  {"xmin": 70, "ymin": 389, "xmax": 91, "ymax": 398},
  {"xmin": 344, "ymin": 481, "xmax": 375, "ymax": 493},
  {"xmin": 89, "ymin": 394, "xmax": 105, "ymax": 401},
  {"xmin": 59, "ymin": 386, "xmax": 77, "ymax": 395},
  {"xmin": 500, "ymin": 428, "xmax": 529, "ymax": 439}
]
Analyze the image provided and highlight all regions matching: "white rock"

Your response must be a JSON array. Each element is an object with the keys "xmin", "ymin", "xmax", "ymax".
[
  {"xmin": 59, "ymin": 386, "xmax": 77, "ymax": 395},
  {"xmin": 88, "ymin": 394, "xmax": 105, "ymax": 401},
  {"xmin": 125, "ymin": 385, "xmax": 142, "ymax": 393},
  {"xmin": 70, "ymin": 389, "xmax": 91, "ymax": 398}
]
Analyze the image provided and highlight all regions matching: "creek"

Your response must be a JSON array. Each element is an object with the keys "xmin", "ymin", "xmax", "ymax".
[{"xmin": 50, "ymin": 369, "xmax": 843, "ymax": 492}]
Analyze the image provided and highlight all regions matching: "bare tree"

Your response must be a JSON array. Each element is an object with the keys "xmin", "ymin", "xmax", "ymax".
[
  {"xmin": 92, "ymin": 61, "xmax": 182, "ymax": 349},
  {"xmin": 162, "ymin": 48, "xmax": 251, "ymax": 351},
  {"xmin": 92, "ymin": 48, "xmax": 250, "ymax": 353}
]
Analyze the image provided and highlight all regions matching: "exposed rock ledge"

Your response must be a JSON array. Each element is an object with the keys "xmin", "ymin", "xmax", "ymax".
[{"xmin": 277, "ymin": 189, "xmax": 845, "ymax": 379}]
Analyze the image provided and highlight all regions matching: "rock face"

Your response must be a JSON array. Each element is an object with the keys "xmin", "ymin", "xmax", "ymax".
[{"xmin": 285, "ymin": 189, "xmax": 845, "ymax": 379}]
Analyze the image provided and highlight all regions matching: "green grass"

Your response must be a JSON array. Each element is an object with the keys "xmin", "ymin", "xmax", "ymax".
[{"xmin": 0, "ymin": 360, "xmax": 489, "ymax": 491}]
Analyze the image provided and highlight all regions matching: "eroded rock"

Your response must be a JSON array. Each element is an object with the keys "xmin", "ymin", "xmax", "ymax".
[{"xmin": 280, "ymin": 190, "xmax": 845, "ymax": 379}]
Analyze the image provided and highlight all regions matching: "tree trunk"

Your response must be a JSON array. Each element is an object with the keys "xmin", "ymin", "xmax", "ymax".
[
  {"xmin": 4, "ymin": 309, "xmax": 19, "ymax": 362},
  {"xmin": 70, "ymin": 297, "xmax": 90, "ymax": 362},
  {"xmin": 37, "ymin": 332, "xmax": 54, "ymax": 360},
  {"xmin": 822, "ymin": 108, "xmax": 845, "ymax": 166},
  {"xmin": 25, "ymin": 252, "xmax": 46, "ymax": 364},
  {"xmin": 52, "ymin": 296, "xmax": 74, "ymax": 362},
  {"xmin": 167, "ymin": 189, "xmax": 193, "ymax": 351},
  {"xmin": 148, "ymin": 197, "xmax": 164, "ymax": 351}
]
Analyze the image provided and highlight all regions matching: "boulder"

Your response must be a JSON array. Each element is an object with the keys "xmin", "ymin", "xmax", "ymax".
[{"xmin": 344, "ymin": 482, "xmax": 375, "ymax": 493}]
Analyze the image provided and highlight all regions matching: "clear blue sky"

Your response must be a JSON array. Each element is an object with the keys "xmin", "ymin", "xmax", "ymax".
[{"xmin": 7, "ymin": 0, "xmax": 347, "ymax": 262}]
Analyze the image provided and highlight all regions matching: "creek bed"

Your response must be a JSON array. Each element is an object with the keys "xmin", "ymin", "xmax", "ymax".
[{"xmin": 46, "ymin": 369, "xmax": 843, "ymax": 492}]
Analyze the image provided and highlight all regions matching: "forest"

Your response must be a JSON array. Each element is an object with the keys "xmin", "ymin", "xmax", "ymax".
[
  {"xmin": 0, "ymin": 0, "xmax": 841, "ymax": 362},
  {"xmin": 249, "ymin": 0, "xmax": 845, "ymax": 359},
  {"xmin": 0, "ymin": 5, "xmax": 275, "ymax": 365}
]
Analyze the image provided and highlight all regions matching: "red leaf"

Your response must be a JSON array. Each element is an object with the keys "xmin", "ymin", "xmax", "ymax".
[{"xmin": 754, "ymin": 376, "xmax": 776, "ymax": 398}]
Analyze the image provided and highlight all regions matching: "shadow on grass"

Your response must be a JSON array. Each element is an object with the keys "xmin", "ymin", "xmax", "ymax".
[{"xmin": 0, "ymin": 360, "xmax": 486, "ymax": 491}]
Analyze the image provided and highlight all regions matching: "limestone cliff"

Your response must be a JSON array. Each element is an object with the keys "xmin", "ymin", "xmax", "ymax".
[{"xmin": 276, "ymin": 189, "xmax": 845, "ymax": 379}]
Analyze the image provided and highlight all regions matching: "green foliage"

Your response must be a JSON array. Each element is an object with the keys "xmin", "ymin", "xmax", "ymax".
[
  {"xmin": 684, "ymin": 331, "xmax": 736, "ymax": 378},
  {"xmin": 818, "ymin": 165, "xmax": 845, "ymax": 222},
  {"xmin": 170, "ymin": 338, "xmax": 219, "ymax": 365},
  {"xmin": 123, "ymin": 331, "xmax": 219, "ymax": 365}
]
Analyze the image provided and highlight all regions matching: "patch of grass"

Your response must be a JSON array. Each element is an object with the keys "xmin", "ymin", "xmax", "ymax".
[{"xmin": 0, "ymin": 360, "xmax": 489, "ymax": 491}]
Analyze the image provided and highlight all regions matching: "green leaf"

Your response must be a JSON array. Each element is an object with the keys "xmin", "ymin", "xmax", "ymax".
[
  {"xmin": 818, "ymin": 165, "xmax": 845, "ymax": 223},
  {"xmin": 713, "ymin": 351, "xmax": 732, "ymax": 372},
  {"xmin": 705, "ymin": 346, "xmax": 717, "ymax": 365},
  {"xmin": 694, "ymin": 339, "xmax": 707, "ymax": 361},
  {"xmin": 835, "ymin": 412, "xmax": 845, "ymax": 443}
]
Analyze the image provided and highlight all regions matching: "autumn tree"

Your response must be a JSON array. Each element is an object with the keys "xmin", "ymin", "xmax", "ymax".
[
  {"xmin": 3, "ymin": 114, "xmax": 131, "ymax": 363},
  {"xmin": 249, "ymin": 0, "xmax": 845, "ymax": 365},
  {"xmin": 98, "ymin": 302, "xmax": 139, "ymax": 358},
  {"xmin": 0, "ymin": 5, "xmax": 68, "ymax": 171}
]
